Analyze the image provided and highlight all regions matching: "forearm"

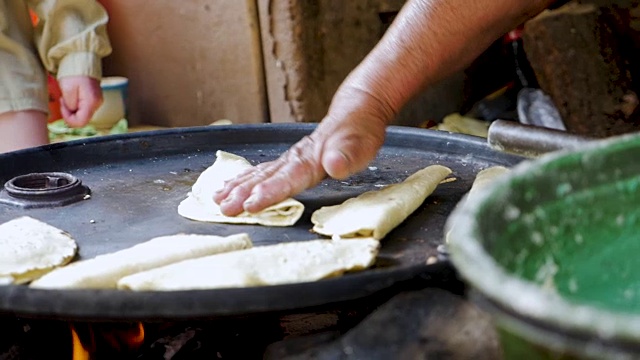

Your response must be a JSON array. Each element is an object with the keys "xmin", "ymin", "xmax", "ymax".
[
  {"xmin": 28, "ymin": 0, "xmax": 112, "ymax": 79},
  {"xmin": 335, "ymin": 0, "xmax": 556, "ymax": 123}
]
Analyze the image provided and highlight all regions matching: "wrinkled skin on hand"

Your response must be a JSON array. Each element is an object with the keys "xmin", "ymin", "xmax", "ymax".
[
  {"xmin": 58, "ymin": 76, "xmax": 103, "ymax": 128},
  {"xmin": 213, "ymin": 0, "xmax": 554, "ymax": 216},
  {"xmin": 214, "ymin": 87, "xmax": 390, "ymax": 216}
]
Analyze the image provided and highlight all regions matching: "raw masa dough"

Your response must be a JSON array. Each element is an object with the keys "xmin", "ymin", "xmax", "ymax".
[
  {"xmin": 0, "ymin": 216, "xmax": 77, "ymax": 284},
  {"xmin": 311, "ymin": 165, "xmax": 452, "ymax": 240},
  {"xmin": 30, "ymin": 233, "xmax": 252, "ymax": 289},
  {"xmin": 467, "ymin": 166, "xmax": 510, "ymax": 200},
  {"xmin": 445, "ymin": 166, "xmax": 510, "ymax": 243},
  {"xmin": 178, "ymin": 151, "xmax": 304, "ymax": 227},
  {"xmin": 118, "ymin": 238, "xmax": 380, "ymax": 291}
]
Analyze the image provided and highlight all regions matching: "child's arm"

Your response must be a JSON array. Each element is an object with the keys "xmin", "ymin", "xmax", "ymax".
[
  {"xmin": 28, "ymin": 0, "xmax": 112, "ymax": 79},
  {"xmin": 28, "ymin": 0, "xmax": 112, "ymax": 126}
]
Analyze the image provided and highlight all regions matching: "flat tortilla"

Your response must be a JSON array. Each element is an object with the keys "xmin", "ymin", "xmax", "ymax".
[
  {"xmin": 311, "ymin": 165, "xmax": 452, "ymax": 240},
  {"xmin": 118, "ymin": 238, "xmax": 380, "ymax": 291},
  {"xmin": 30, "ymin": 233, "xmax": 252, "ymax": 289},
  {"xmin": 0, "ymin": 216, "xmax": 77, "ymax": 284},
  {"xmin": 178, "ymin": 151, "xmax": 304, "ymax": 227}
]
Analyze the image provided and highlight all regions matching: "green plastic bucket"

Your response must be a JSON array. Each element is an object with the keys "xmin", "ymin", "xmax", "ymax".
[{"xmin": 446, "ymin": 133, "xmax": 640, "ymax": 359}]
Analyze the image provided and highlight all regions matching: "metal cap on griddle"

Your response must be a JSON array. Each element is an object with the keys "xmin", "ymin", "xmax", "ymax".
[{"xmin": 0, "ymin": 172, "xmax": 90, "ymax": 209}]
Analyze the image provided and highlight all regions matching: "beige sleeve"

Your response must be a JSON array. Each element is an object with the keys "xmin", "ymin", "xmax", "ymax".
[{"xmin": 27, "ymin": 0, "xmax": 112, "ymax": 79}]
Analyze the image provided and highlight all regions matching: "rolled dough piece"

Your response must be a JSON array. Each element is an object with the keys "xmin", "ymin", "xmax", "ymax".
[
  {"xmin": 178, "ymin": 151, "xmax": 304, "ymax": 227},
  {"xmin": 0, "ymin": 216, "xmax": 77, "ymax": 284},
  {"xmin": 445, "ymin": 166, "xmax": 510, "ymax": 243},
  {"xmin": 311, "ymin": 165, "xmax": 452, "ymax": 240},
  {"xmin": 467, "ymin": 166, "xmax": 510, "ymax": 200},
  {"xmin": 30, "ymin": 233, "xmax": 252, "ymax": 289},
  {"xmin": 118, "ymin": 238, "xmax": 379, "ymax": 291}
]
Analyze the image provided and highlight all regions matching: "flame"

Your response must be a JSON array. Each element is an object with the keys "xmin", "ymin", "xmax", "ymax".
[
  {"xmin": 71, "ymin": 325, "xmax": 90, "ymax": 360},
  {"xmin": 129, "ymin": 323, "xmax": 145, "ymax": 345},
  {"xmin": 71, "ymin": 322, "xmax": 144, "ymax": 359}
]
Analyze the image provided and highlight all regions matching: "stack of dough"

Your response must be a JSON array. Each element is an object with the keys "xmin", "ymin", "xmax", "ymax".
[
  {"xmin": 118, "ymin": 238, "xmax": 380, "ymax": 291},
  {"xmin": 178, "ymin": 151, "xmax": 304, "ymax": 226},
  {"xmin": 30, "ymin": 233, "xmax": 252, "ymax": 289},
  {"xmin": 311, "ymin": 165, "xmax": 452, "ymax": 240},
  {"xmin": 0, "ymin": 216, "xmax": 77, "ymax": 284}
]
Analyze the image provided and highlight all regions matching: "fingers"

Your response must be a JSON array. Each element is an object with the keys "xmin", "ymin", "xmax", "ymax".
[
  {"xmin": 60, "ymin": 82, "xmax": 79, "ymax": 114},
  {"xmin": 58, "ymin": 76, "xmax": 103, "ymax": 127},
  {"xmin": 215, "ymin": 136, "xmax": 326, "ymax": 216},
  {"xmin": 211, "ymin": 161, "xmax": 278, "ymax": 208},
  {"xmin": 213, "ymin": 87, "xmax": 390, "ymax": 216},
  {"xmin": 214, "ymin": 168, "xmax": 267, "ymax": 216},
  {"xmin": 243, "ymin": 147, "xmax": 327, "ymax": 213},
  {"xmin": 61, "ymin": 100, "xmax": 96, "ymax": 128}
]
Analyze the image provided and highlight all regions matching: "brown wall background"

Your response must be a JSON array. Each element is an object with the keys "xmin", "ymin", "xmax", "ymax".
[
  {"xmin": 100, "ymin": 0, "xmax": 268, "ymax": 127},
  {"xmin": 258, "ymin": 0, "xmax": 464, "ymax": 126},
  {"xmin": 100, "ymin": 0, "xmax": 464, "ymax": 128}
]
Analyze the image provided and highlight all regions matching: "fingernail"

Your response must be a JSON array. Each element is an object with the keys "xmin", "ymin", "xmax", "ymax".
[{"xmin": 244, "ymin": 195, "xmax": 257, "ymax": 207}]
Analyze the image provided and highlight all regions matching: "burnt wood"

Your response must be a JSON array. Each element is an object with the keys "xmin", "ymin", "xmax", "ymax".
[{"xmin": 264, "ymin": 288, "xmax": 500, "ymax": 360}]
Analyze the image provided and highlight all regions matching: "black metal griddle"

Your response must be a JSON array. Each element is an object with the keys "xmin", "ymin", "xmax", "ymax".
[{"xmin": 0, "ymin": 124, "xmax": 522, "ymax": 321}]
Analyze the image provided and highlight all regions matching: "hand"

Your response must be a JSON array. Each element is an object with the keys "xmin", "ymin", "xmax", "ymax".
[
  {"xmin": 213, "ymin": 86, "xmax": 392, "ymax": 216},
  {"xmin": 57, "ymin": 76, "xmax": 103, "ymax": 128},
  {"xmin": 212, "ymin": 0, "xmax": 554, "ymax": 217}
]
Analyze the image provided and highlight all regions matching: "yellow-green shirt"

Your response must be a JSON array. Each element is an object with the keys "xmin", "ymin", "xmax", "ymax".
[{"xmin": 0, "ymin": 0, "xmax": 112, "ymax": 113}]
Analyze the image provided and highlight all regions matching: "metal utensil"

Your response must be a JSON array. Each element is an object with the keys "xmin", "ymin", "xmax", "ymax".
[{"xmin": 488, "ymin": 120, "xmax": 593, "ymax": 157}]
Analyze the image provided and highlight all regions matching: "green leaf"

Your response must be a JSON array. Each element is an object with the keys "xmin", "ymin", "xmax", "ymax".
[{"xmin": 109, "ymin": 119, "xmax": 128, "ymax": 134}]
